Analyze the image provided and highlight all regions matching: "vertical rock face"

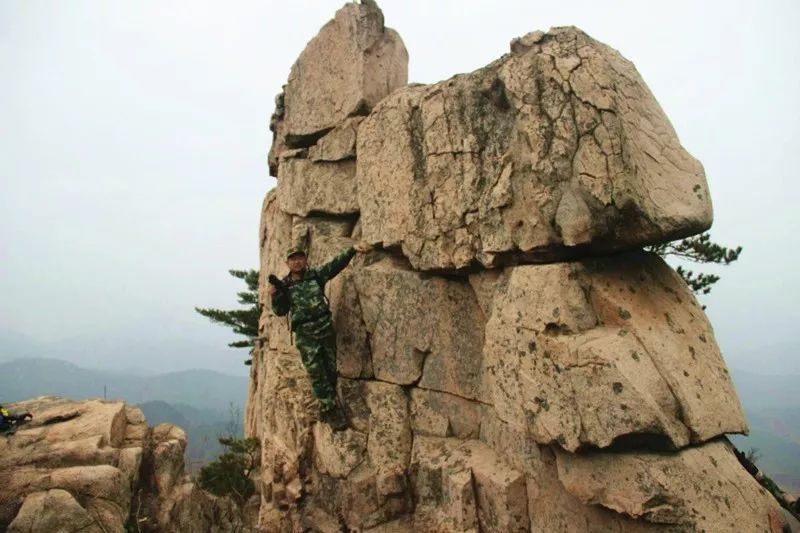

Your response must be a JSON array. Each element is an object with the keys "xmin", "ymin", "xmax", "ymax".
[
  {"xmin": 248, "ymin": 3, "xmax": 795, "ymax": 532},
  {"xmin": 0, "ymin": 397, "xmax": 254, "ymax": 532}
]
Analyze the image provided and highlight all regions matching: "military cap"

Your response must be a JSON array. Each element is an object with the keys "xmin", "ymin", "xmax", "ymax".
[{"xmin": 286, "ymin": 246, "xmax": 307, "ymax": 259}]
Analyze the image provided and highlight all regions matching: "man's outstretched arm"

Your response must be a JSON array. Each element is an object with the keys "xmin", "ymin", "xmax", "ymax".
[{"xmin": 315, "ymin": 246, "xmax": 357, "ymax": 283}]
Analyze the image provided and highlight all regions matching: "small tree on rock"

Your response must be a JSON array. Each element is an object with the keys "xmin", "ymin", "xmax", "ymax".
[
  {"xmin": 195, "ymin": 269, "xmax": 260, "ymax": 365},
  {"xmin": 648, "ymin": 232, "xmax": 742, "ymax": 299},
  {"xmin": 197, "ymin": 436, "xmax": 261, "ymax": 507}
]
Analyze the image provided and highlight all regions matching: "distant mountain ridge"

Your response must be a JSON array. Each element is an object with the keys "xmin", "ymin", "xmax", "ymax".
[
  {"xmin": 0, "ymin": 325, "xmax": 249, "ymax": 376},
  {"xmin": 138, "ymin": 400, "xmax": 236, "ymax": 470},
  {"xmin": 729, "ymin": 368, "xmax": 800, "ymax": 493},
  {"xmin": 0, "ymin": 357, "xmax": 247, "ymax": 414}
]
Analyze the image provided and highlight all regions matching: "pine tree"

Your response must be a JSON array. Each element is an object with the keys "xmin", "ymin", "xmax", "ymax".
[
  {"xmin": 648, "ymin": 232, "xmax": 742, "ymax": 298},
  {"xmin": 195, "ymin": 269, "xmax": 260, "ymax": 365},
  {"xmin": 197, "ymin": 436, "xmax": 260, "ymax": 506}
]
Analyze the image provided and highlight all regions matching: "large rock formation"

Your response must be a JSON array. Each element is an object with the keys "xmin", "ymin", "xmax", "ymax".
[
  {"xmin": 247, "ymin": 2, "xmax": 797, "ymax": 532},
  {"xmin": 0, "ymin": 397, "xmax": 255, "ymax": 532},
  {"xmin": 357, "ymin": 28, "xmax": 710, "ymax": 271}
]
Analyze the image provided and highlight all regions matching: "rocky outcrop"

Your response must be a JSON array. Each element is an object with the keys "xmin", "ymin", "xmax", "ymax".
[
  {"xmin": 0, "ymin": 396, "xmax": 254, "ymax": 532},
  {"xmin": 268, "ymin": 0, "xmax": 408, "ymax": 182},
  {"xmin": 247, "ymin": 2, "xmax": 796, "ymax": 532},
  {"xmin": 281, "ymin": 2, "xmax": 407, "ymax": 145},
  {"xmin": 481, "ymin": 251, "xmax": 746, "ymax": 452},
  {"xmin": 357, "ymin": 27, "xmax": 710, "ymax": 271}
]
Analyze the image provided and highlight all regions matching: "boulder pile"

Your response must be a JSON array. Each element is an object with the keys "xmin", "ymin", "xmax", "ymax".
[{"xmin": 0, "ymin": 396, "xmax": 254, "ymax": 532}]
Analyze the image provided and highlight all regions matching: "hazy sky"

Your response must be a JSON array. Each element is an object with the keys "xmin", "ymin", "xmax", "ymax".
[{"xmin": 2, "ymin": 0, "xmax": 798, "ymax": 376}]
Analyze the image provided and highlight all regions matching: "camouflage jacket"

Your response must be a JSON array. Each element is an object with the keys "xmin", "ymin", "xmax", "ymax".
[{"xmin": 271, "ymin": 247, "xmax": 356, "ymax": 334}]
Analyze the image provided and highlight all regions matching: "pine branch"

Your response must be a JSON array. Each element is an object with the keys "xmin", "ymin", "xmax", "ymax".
[
  {"xmin": 647, "ymin": 232, "xmax": 742, "ymax": 301},
  {"xmin": 195, "ymin": 269, "xmax": 261, "ymax": 359}
]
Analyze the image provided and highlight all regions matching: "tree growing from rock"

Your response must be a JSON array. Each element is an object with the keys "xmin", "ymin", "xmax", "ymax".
[
  {"xmin": 197, "ymin": 436, "xmax": 260, "ymax": 507},
  {"xmin": 649, "ymin": 232, "xmax": 742, "ymax": 297},
  {"xmin": 195, "ymin": 269, "xmax": 260, "ymax": 365}
]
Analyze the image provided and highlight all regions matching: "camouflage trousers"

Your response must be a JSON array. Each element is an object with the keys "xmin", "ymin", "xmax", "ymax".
[{"xmin": 294, "ymin": 325, "xmax": 338, "ymax": 413}]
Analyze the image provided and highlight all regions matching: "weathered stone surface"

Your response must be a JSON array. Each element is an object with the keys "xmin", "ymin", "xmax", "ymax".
[
  {"xmin": 364, "ymin": 381, "xmax": 412, "ymax": 496},
  {"xmin": 526, "ymin": 446, "xmax": 664, "ymax": 533},
  {"xmin": 118, "ymin": 446, "xmax": 144, "ymax": 488},
  {"xmin": 309, "ymin": 465, "xmax": 406, "ymax": 531},
  {"xmin": 467, "ymin": 268, "xmax": 504, "ymax": 317},
  {"xmin": 483, "ymin": 251, "xmax": 746, "ymax": 451},
  {"xmin": 337, "ymin": 464, "xmax": 409, "ymax": 529},
  {"xmin": 444, "ymin": 468, "xmax": 479, "ymax": 532},
  {"xmin": 244, "ymin": 353, "xmax": 261, "ymax": 440},
  {"xmin": 556, "ymin": 439, "xmax": 797, "ymax": 532},
  {"xmin": 291, "ymin": 214, "xmax": 355, "ymax": 265},
  {"xmin": 478, "ymin": 410, "xmax": 543, "ymax": 475},
  {"xmin": 364, "ymin": 516, "xmax": 415, "ymax": 532},
  {"xmin": 330, "ymin": 270, "xmax": 373, "ymax": 378},
  {"xmin": 123, "ymin": 405, "xmax": 148, "ymax": 447},
  {"xmin": 353, "ymin": 259, "xmax": 485, "ymax": 394},
  {"xmin": 5, "ymin": 466, "xmax": 129, "ymax": 530},
  {"xmin": 411, "ymin": 437, "xmax": 529, "ymax": 533},
  {"xmin": 9, "ymin": 435, "xmax": 116, "ymax": 469},
  {"xmin": 158, "ymin": 483, "xmax": 257, "ymax": 533},
  {"xmin": 411, "ymin": 388, "xmax": 481, "ymax": 439},
  {"xmin": 8, "ymin": 398, "xmax": 127, "ymax": 448},
  {"xmin": 0, "ymin": 396, "xmax": 248, "ymax": 532},
  {"xmin": 268, "ymin": 90, "xmax": 287, "ymax": 177},
  {"xmin": 282, "ymin": 1, "xmax": 407, "ymax": 142},
  {"xmin": 313, "ymin": 422, "xmax": 367, "ymax": 478},
  {"xmin": 251, "ymin": 348, "xmax": 317, "ymax": 511},
  {"xmin": 152, "ymin": 423, "xmax": 188, "ymax": 495},
  {"xmin": 308, "ymin": 116, "xmax": 364, "ymax": 162},
  {"xmin": 7, "ymin": 489, "xmax": 103, "ymax": 533},
  {"xmin": 339, "ymin": 377, "xmax": 371, "ymax": 432},
  {"xmin": 358, "ymin": 26, "xmax": 711, "ymax": 271},
  {"xmin": 277, "ymin": 154, "xmax": 358, "ymax": 216},
  {"xmin": 0, "ymin": 398, "xmax": 134, "ymax": 532}
]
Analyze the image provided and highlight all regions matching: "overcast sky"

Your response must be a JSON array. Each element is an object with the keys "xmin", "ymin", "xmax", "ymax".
[{"xmin": 1, "ymin": 0, "xmax": 798, "ymax": 376}]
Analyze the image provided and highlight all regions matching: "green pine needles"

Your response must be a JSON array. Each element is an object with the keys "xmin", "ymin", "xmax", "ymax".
[
  {"xmin": 649, "ymin": 232, "xmax": 742, "ymax": 297},
  {"xmin": 195, "ymin": 269, "xmax": 261, "ymax": 365},
  {"xmin": 197, "ymin": 436, "xmax": 260, "ymax": 506}
]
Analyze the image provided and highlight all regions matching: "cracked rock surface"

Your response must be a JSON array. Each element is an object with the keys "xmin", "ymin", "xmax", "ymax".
[
  {"xmin": 357, "ymin": 26, "xmax": 712, "ymax": 271},
  {"xmin": 247, "ymin": 2, "xmax": 795, "ymax": 532}
]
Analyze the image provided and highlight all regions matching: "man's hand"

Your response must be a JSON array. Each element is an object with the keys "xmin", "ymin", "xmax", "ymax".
[
  {"xmin": 267, "ymin": 274, "xmax": 284, "ymax": 297},
  {"xmin": 353, "ymin": 242, "xmax": 374, "ymax": 254}
]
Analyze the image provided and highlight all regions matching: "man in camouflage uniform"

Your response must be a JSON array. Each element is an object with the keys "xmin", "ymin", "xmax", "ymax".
[{"xmin": 268, "ymin": 244, "xmax": 369, "ymax": 430}]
